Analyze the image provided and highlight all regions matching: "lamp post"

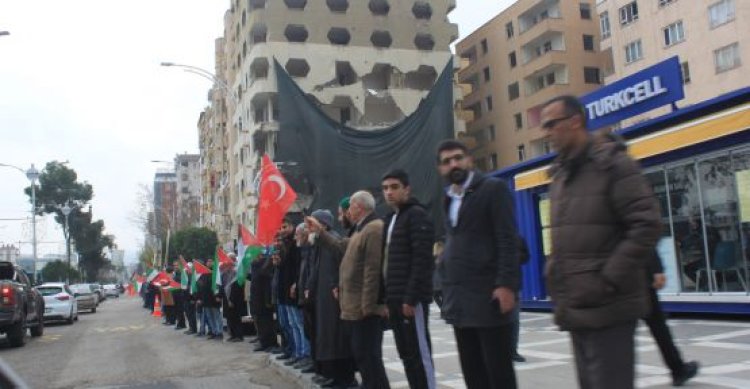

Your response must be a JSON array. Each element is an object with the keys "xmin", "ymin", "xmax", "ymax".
[
  {"xmin": 159, "ymin": 62, "xmax": 238, "ymax": 105},
  {"xmin": 0, "ymin": 163, "xmax": 39, "ymax": 266},
  {"xmin": 61, "ymin": 203, "xmax": 73, "ymax": 284}
]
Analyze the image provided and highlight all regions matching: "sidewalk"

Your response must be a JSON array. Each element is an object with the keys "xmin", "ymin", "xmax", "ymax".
[{"xmin": 270, "ymin": 308, "xmax": 750, "ymax": 388}]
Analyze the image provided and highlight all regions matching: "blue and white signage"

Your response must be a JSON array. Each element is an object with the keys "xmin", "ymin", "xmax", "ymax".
[{"xmin": 580, "ymin": 56, "xmax": 685, "ymax": 130}]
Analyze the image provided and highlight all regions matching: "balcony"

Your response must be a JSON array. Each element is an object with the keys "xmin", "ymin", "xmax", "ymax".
[{"xmin": 522, "ymin": 50, "xmax": 568, "ymax": 79}]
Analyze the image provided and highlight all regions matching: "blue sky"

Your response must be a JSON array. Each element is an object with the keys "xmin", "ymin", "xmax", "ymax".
[{"xmin": 0, "ymin": 0, "xmax": 513, "ymax": 263}]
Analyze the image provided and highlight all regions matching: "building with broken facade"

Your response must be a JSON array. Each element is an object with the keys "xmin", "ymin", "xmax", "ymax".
[{"xmin": 200, "ymin": 0, "xmax": 461, "ymax": 247}]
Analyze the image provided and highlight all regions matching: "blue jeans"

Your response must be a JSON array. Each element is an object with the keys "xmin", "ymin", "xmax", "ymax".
[
  {"xmin": 199, "ymin": 306, "xmax": 211, "ymax": 335},
  {"xmin": 277, "ymin": 304, "xmax": 295, "ymax": 356},
  {"xmin": 286, "ymin": 305, "xmax": 310, "ymax": 358},
  {"xmin": 205, "ymin": 307, "xmax": 223, "ymax": 336}
]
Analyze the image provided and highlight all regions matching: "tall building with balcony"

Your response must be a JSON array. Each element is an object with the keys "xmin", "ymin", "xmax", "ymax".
[
  {"xmin": 174, "ymin": 153, "xmax": 202, "ymax": 229},
  {"xmin": 204, "ymin": 0, "xmax": 460, "ymax": 244},
  {"xmin": 457, "ymin": 0, "xmax": 611, "ymax": 170},
  {"xmin": 596, "ymin": 0, "xmax": 749, "ymax": 127},
  {"xmin": 153, "ymin": 170, "xmax": 177, "ymax": 240}
]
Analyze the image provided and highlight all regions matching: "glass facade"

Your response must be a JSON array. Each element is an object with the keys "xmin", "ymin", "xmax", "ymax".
[{"xmin": 645, "ymin": 147, "xmax": 750, "ymax": 294}]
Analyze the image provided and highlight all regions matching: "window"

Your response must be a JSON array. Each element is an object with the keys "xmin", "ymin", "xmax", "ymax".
[
  {"xmin": 583, "ymin": 34, "xmax": 595, "ymax": 51},
  {"xmin": 545, "ymin": 72, "xmax": 555, "ymax": 86},
  {"xmin": 486, "ymin": 96, "xmax": 493, "ymax": 111},
  {"xmin": 619, "ymin": 2, "xmax": 639, "ymax": 26},
  {"xmin": 483, "ymin": 67, "xmax": 491, "ymax": 82},
  {"xmin": 488, "ymin": 125, "xmax": 496, "ymax": 141},
  {"xmin": 543, "ymin": 41, "xmax": 553, "ymax": 52},
  {"xmin": 681, "ymin": 61, "xmax": 691, "ymax": 84},
  {"xmin": 506, "ymin": 22, "xmax": 514, "ymax": 39},
  {"xmin": 481, "ymin": 39, "xmax": 488, "ymax": 54},
  {"xmin": 584, "ymin": 67, "xmax": 601, "ymax": 84},
  {"xmin": 709, "ymin": 0, "xmax": 735, "ymax": 29},
  {"xmin": 659, "ymin": 0, "xmax": 676, "ymax": 6},
  {"xmin": 580, "ymin": 3, "xmax": 592, "ymax": 19},
  {"xmin": 663, "ymin": 21, "xmax": 685, "ymax": 46},
  {"xmin": 490, "ymin": 153, "xmax": 498, "ymax": 170},
  {"xmin": 509, "ymin": 51, "xmax": 517, "ymax": 68},
  {"xmin": 543, "ymin": 141, "xmax": 551, "ymax": 154},
  {"xmin": 181, "ymin": 173, "xmax": 189, "ymax": 181},
  {"xmin": 327, "ymin": 0, "xmax": 349, "ymax": 12},
  {"xmin": 508, "ymin": 82, "xmax": 519, "ymax": 100},
  {"xmin": 517, "ymin": 145, "xmax": 526, "ymax": 162},
  {"xmin": 600, "ymin": 11, "xmax": 611, "ymax": 39},
  {"xmin": 625, "ymin": 40, "xmax": 643, "ymax": 64},
  {"xmin": 514, "ymin": 113, "xmax": 523, "ymax": 130},
  {"xmin": 714, "ymin": 42, "xmax": 741, "ymax": 73}
]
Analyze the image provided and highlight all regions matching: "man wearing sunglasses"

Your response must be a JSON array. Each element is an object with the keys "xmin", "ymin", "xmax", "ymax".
[
  {"xmin": 541, "ymin": 95, "xmax": 660, "ymax": 389},
  {"xmin": 436, "ymin": 140, "xmax": 520, "ymax": 389}
]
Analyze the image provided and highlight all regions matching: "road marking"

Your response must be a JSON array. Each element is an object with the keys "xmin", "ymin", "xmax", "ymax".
[
  {"xmin": 516, "ymin": 349, "xmax": 572, "ymax": 360},
  {"xmin": 439, "ymin": 379, "xmax": 467, "ymax": 389},
  {"xmin": 515, "ymin": 361, "xmax": 568, "ymax": 371},
  {"xmin": 692, "ymin": 328, "xmax": 750, "ymax": 342},
  {"xmin": 693, "ymin": 376, "xmax": 750, "ymax": 389},
  {"xmin": 693, "ymin": 341, "xmax": 750, "ymax": 351},
  {"xmin": 635, "ymin": 364, "xmax": 669, "ymax": 375},
  {"xmin": 700, "ymin": 361, "xmax": 750, "ymax": 375},
  {"xmin": 40, "ymin": 334, "xmax": 62, "ymax": 342}
]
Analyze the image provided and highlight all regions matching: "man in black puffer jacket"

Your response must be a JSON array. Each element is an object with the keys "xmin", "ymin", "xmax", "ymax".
[{"xmin": 381, "ymin": 169, "xmax": 436, "ymax": 389}]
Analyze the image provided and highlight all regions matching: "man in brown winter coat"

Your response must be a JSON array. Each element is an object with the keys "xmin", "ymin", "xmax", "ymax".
[{"xmin": 542, "ymin": 95, "xmax": 661, "ymax": 389}]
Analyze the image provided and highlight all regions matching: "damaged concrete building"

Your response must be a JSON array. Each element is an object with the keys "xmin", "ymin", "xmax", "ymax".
[{"xmin": 200, "ymin": 0, "xmax": 461, "ymax": 243}]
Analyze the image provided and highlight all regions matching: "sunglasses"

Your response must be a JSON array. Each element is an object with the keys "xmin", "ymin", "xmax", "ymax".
[
  {"xmin": 541, "ymin": 114, "xmax": 574, "ymax": 130},
  {"xmin": 439, "ymin": 154, "xmax": 465, "ymax": 166}
]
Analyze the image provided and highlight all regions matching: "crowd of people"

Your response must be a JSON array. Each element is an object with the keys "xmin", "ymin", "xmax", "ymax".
[{"xmin": 139, "ymin": 95, "xmax": 702, "ymax": 389}]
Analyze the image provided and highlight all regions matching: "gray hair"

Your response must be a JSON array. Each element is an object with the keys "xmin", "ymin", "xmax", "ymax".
[
  {"xmin": 350, "ymin": 190, "xmax": 375, "ymax": 211},
  {"xmin": 295, "ymin": 223, "xmax": 307, "ymax": 233}
]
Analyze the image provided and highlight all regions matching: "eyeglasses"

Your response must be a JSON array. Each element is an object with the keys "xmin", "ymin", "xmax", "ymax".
[
  {"xmin": 541, "ymin": 114, "xmax": 574, "ymax": 130},
  {"xmin": 439, "ymin": 154, "xmax": 465, "ymax": 166}
]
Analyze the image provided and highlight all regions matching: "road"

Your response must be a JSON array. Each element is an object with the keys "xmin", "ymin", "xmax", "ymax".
[{"xmin": 0, "ymin": 295, "xmax": 297, "ymax": 389}]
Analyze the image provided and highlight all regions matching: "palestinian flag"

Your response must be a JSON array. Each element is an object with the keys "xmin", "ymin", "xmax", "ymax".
[
  {"xmin": 179, "ymin": 262, "xmax": 189, "ymax": 291},
  {"xmin": 146, "ymin": 268, "xmax": 159, "ymax": 282},
  {"xmin": 193, "ymin": 261, "xmax": 211, "ymax": 275},
  {"xmin": 150, "ymin": 271, "xmax": 169, "ymax": 286},
  {"xmin": 236, "ymin": 224, "xmax": 262, "ymax": 288},
  {"xmin": 211, "ymin": 250, "xmax": 220, "ymax": 294}
]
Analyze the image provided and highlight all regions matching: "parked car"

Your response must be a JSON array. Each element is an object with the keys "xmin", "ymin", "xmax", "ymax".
[
  {"xmin": 0, "ymin": 261, "xmax": 44, "ymax": 347},
  {"xmin": 102, "ymin": 284, "xmax": 120, "ymax": 298},
  {"xmin": 36, "ymin": 283, "xmax": 78, "ymax": 324},
  {"xmin": 90, "ymin": 283, "xmax": 105, "ymax": 304},
  {"xmin": 70, "ymin": 284, "xmax": 97, "ymax": 313}
]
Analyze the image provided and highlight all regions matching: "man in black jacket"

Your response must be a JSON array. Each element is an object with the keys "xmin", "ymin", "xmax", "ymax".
[
  {"xmin": 381, "ymin": 169, "xmax": 436, "ymax": 389},
  {"xmin": 436, "ymin": 140, "xmax": 519, "ymax": 389}
]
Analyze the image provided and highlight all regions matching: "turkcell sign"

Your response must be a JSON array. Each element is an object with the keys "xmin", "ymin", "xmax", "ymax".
[{"xmin": 580, "ymin": 56, "xmax": 685, "ymax": 130}]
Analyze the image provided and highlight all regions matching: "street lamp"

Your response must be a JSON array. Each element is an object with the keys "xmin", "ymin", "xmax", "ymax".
[
  {"xmin": 0, "ymin": 163, "xmax": 39, "ymax": 266},
  {"xmin": 160, "ymin": 61, "xmax": 238, "ymax": 105}
]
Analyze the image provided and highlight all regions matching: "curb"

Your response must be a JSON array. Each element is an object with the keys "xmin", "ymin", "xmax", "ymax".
[{"xmin": 265, "ymin": 354, "xmax": 320, "ymax": 389}]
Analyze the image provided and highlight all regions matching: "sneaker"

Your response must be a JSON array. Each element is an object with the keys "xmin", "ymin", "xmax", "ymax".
[
  {"xmin": 673, "ymin": 361, "xmax": 699, "ymax": 387},
  {"xmin": 512, "ymin": 353, "xmax": 526, "ymax": 363}
]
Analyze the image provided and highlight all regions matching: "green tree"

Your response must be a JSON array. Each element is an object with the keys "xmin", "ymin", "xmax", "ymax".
[
  {"xmin": 168, "ymin": 227, "xmax": 218, "ymax": 262},
  {"xmin": 41, "ymin": 260, "xmax": 81, "ymax": 283},
  {"xmin": 24, "ymin": 161, "xmax": 115, "ymax": 282}
]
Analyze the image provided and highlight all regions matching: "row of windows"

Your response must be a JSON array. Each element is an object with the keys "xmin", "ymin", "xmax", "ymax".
[
  {"xmin": 237, "ymin": 0, "xmax": 434, "ymax": 18},
  {"xmin": 602, "ymin": 0, "xmax": 735, "ymax": 39},
  {"xmin": 624, "ymin": 36, "xmax": 740, "ymax": 74}
]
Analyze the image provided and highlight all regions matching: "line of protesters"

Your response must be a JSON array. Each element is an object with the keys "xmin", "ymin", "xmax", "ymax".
[{"xmin": 138, "ymin": 94, "xmax": 701, "ymax": 389}]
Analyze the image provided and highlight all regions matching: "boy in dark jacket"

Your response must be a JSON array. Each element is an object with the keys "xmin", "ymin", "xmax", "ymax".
[{"xmin": 381, "ymin": 169, "xmax": 436, "ymax": 389}]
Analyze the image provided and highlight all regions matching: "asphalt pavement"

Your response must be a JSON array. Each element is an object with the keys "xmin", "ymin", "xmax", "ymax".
[{"xmin": 0, "ymin": 295, "xmax": 296, "ymax": 389}]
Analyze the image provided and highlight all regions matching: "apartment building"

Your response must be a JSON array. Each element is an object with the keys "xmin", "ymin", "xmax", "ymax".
[
  {"xmin": 202, "ymin": 0, "xmax": 460, "ymax": 243},
  {"xmin": 597, "ymin": 0, "xmax": 749, "ymax": 127},
  {"xmin": 457, "ymin": 0, "xmax": 611, "ymax": 170},
  {"xmin": 174, "ymin": 153, "xmax": 201, "ymax": 229}
]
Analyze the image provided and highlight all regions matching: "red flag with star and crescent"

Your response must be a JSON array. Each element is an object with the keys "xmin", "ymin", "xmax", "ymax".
[{"xmin": 256, "ymin": 154, "xmax": 297, "ymax": 245}]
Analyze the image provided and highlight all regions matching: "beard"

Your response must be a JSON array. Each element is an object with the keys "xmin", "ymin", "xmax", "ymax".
[{"xmin": 448, "ymin": 168, "xmax": 469, "ymax": 185}]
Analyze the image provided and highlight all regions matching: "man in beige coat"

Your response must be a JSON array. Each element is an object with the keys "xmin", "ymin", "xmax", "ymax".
[{"xmin": 307, "ymin": 190, "xmax": 390, "ymax": 389}]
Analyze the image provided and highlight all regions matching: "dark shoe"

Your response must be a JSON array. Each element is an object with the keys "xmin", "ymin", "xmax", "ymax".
[
  {"xmin": 673, "ymin": 361, "xmax": 699, "ymax": 387},
  {"xmin": 227, "ymin": 337, "xmax": 243, "ymax": 343},
  {"xmin": 320, "ymin": 379, "xmax": 340, "ymax": 388},
  {"xmin": 248, "ymin": 338, "xmax": 259, "ymax": 343},
  {"xmin": 512, "ymin": 353, "xmax": 526, "ymax": 362},
  {"xmin": 184, "ymin": 330, "xmax": 196, "ymax": 335},
  {"xmin": 214, "ymin": 335, "xmax": 224, "ymax": 341},
  {"xmin": 195, "ymin": 332, "xmax": 205, "ymax": 337},
  {"xmin": 206, "ymin": 334, "xmax": 216, "ymax": 339},
  {"xmin": 312, "ymin": 375, "xmax": 329, "ymax": 384},
  {"xmin": 277, "ymin": 353, "xmax": 292, "ymax": 361},
  {"xmin": 301, "ymin": 365, "xmax": 316, "ymax": 374},
  {"xmin": 175, "ymin": 325, "xmax": 186, "ymax": 330},
  {"xmin": 253, "ymin": 345, "xmax": 269, "ymax": 352},
  {"xmin": 316, "ymin": 378, "xmax": 335, "ymax": 387},
  {"xmin": 293, "ymin": 357, "xmax": 312, "ymax": 369},
  {"xmin": 269, "ymin": 346, "xmax": 284, "ymax": 354},
  {"xmin": 284, "ymin": 357, "xmax": 300, "ymax": 366}
]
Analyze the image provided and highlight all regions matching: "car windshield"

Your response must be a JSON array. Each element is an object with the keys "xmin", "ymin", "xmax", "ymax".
[
  {"xmin": 71, "ymin": 285, "xmax": 91, "ymax": 294},
  {"xmin": 37, "ymin": 287, "xmax": 63, "ymax": 296}
]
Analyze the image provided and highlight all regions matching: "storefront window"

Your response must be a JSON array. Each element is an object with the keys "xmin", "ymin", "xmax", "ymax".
[{"xmin": 645, "ymin": 170, "xmax": 682, "ymax": 293}]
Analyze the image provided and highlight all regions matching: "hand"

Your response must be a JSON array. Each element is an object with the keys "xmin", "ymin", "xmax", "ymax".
[
  {"xmin": 402, "ymin": 304, "xmax": 415, "ymax": 318},
  {"xmin": 228, "ymin": 301, "xmax": 234, "ymax": 308},
  {"xmin": 196, "ymin": 300, "xmax": 202, "ymax": 306},
  {"xmin": 332, "ymin": 287, "xmax": 339, "ymax": 300},
  {"xmin": 304, "ymin": 290, "xmax": 310, "ymax": 300},
  {"xmin": 305, "ymin": 216, "xmax": 324, "ymax": 233},
  {"xmin": 215, "ymin": 297, "xmax": 221, "ymax": 303},
  {"xmin": 652, "ymin": 273, "xmax": 667, "ymax": 290},
  {"xmin": 290, "ymin": 284, "xmax": 297, "ymax": 299},
  {"xmin": 378, "ymin": 305, "xmax": 390, "ymax": 318},
  {"xmin": 492, "ymin": 287, "xmax": 515, "ymax": 314},
  {"xmin": 271, "ymin": 254, "xmax": 281, "ymax": 266}
]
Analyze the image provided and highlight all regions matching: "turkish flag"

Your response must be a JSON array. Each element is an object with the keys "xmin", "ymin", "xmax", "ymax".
[{"xmin": 256, "ymin": 154, "xmax": 297, "ymax": 245}]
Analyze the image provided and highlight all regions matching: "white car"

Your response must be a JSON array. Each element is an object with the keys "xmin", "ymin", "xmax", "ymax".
[
  {"xmin": 36, "ymin": 283, "xmax": 78, "ymax": 324},
  {"xmin": 102, "ymin": 284, "xmax": 120, "ymax": 298}
]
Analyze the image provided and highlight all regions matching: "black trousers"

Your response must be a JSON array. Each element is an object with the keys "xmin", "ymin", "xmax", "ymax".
[
  {"xmin": 320, "ymin": 358, "xmax": 356, "ymax": 385},
  {"xmin": 255, "ymin": 314, "xmax": 278, "ymax": 348},
  {"xmin": 571, "ymin": 320, "xmax": 636, "ymax": 389},
  {"xmin": 226, "ymin": 307, "xmax": 243, "ymax": 339},
  {"xmin": 388, "ymin": 302, "xmax": 435, "ymax": 389},
  {"xmin": 347, "ymin": 316, "xmax": 391, "ymax": 389},
  {"xmin": 644, "ymin": 288, "xmax": 684, "ymax": 375},
  {"xmin": 185, "ymin": 299, "xmax": 197, "ymax": 332},
  {"xmin": 454, "ymin": 324, "xmax": 516, "ymax": 389},
  {"xmin": 303, "ymin": 303, "xmax": 318, "ymax": 371},
  {"xmin": 173, "ymin": 292, "xmax": 186, "ymax": 327}
]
